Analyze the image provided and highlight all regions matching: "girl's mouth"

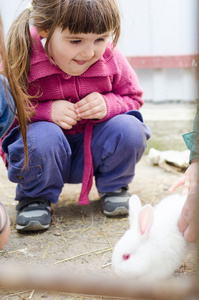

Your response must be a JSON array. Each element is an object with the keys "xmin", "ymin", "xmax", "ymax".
[{"xmin": 74, "ymin": 60, "xmax": 88, "ymax": 65}]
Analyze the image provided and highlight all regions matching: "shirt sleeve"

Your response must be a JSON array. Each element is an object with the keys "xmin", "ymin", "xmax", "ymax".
[
  {"xmin": 183, "ymin": 104, "xmax": 199, "ymax": 162},
  {"xmin": 102, "ymin": 47, "xmax": 144, "ymax": 121},
  {"xmin": 30, "ymin": 99, "xmax": 53, "ymax": 123},
  {"xmin": 0, "ymin": 75, "xmax": 16, "ymax": 138}
]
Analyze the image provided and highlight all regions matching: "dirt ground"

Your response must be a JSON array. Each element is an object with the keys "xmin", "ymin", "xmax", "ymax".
[
  {"xmin": 0, "ymin": 154, "xmax": 198, "ymax": 300},
  {"xmin": 0, "ymin": 103, "xmax": 198, "ymax": 299}
]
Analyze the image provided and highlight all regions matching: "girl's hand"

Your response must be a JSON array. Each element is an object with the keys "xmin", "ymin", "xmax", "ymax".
[
  {"xmin": 169, "ymin": 160, "xmax": 199, "ymax": 242},
  {"xmin": 75, "ymin": 92, "xmax": 107, "ymax": 120},
  {"xmin": 51, "ymin": 100, "xmax": 80, "ymax": 130}
]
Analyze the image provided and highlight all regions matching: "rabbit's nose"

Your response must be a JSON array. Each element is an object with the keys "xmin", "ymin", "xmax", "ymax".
[{"xmin": 122, "ymin": 253, "xmax": 130, "ymax": 260}]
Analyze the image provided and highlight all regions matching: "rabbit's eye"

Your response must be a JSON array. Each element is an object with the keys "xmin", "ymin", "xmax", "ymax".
[{"xmin": 122, "ymin": 253, "xmax": 130, "ymax": 260}]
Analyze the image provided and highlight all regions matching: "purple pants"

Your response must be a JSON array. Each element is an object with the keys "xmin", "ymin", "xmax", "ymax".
[{"xmin": 2, "ymin": 112, "xmax": 150, "ymax": 203}]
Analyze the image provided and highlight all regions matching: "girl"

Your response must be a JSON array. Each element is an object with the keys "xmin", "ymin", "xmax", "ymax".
[
  {"xmin": 1, "ymin": 0, "xmax": 150, "ymax": 232},
  {"xmin": 0, "ymin": 12, "xmax": 32, "ymax": 247}
]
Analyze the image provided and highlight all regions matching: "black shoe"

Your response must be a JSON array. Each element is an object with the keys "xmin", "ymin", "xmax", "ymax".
[
  {"xmin": 16, "ymin": 197, "xmax": 51, "ymax": 231},
  {"xmin": 99, "ymin": 186, "xmax": 130, "ymax": 216}
]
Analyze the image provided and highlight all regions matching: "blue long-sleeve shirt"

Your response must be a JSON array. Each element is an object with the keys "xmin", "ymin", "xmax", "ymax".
[
  {"xmin": 183, "ymin": 104, "xmax": 199, "ymax": 162},
  {"xmin": 0, "ymin": 74, "xmax": 16, "ymax": 138}
]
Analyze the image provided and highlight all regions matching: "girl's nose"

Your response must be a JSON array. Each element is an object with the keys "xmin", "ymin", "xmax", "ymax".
[{"xmin": 81, "ymin": 44, "xmax": 94, "ymax": 59}]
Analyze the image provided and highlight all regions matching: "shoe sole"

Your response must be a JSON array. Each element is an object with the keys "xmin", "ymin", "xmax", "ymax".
[
  {"xmin": 103, "ymin": 206, "xmax": 128, "ymax": 216},
  {"xmin": 16, "ymin": 220, "xmax": 50, "ymax": 232}
]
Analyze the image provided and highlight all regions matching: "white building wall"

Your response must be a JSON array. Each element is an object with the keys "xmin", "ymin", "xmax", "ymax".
[
  {"xmin": 135, "ymin": 68, "xmax": 198, "ymax": 102},
  {"xmin": 1, "ymin": 0, "xmax": 198, "ymax": 102},
  {"xmin": 117, "ymin": 0, "xmax": 199, "ymax": 102},
  {"xmin": 0, "ymin": 0, "xmax": 29, "ymax": 35},
  {"xmin": 117, "ymin": 0, "xmax": 199, "ymax": 56}
]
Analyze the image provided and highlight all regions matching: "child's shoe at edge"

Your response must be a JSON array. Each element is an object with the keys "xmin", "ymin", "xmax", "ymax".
[{"xmin": 16, "ymin": 197, "xmax": 51, "ymax": 232}]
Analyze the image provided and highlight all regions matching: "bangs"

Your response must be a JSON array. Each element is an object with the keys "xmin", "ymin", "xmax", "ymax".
[{"xmin": 59, "ymin": 0, "xmax": 120, "ymax": 37}]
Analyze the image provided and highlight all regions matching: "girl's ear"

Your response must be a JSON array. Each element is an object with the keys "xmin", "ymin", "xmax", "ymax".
[
  {"xmin": 138, "ymin": 204, "xmax": 154, "ymax": 236},
  {"xmin": 38, "ymin": 30, "xmax": 48, "ymax": 38}
]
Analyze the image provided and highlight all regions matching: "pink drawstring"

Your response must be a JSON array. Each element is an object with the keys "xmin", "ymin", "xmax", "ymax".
[{"xmin": 78, "ymin": 121, "xmax": 94, "ymax": 205}]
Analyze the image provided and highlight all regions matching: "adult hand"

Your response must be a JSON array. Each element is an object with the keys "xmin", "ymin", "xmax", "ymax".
[
  {"xmin": 51, "ymin": 100, "xmax": 80, "ymax": 130},
  {"xmin": 0, "ymin": 203, "xmax": 10, "ymax": 249},
  {"xmin": 75, "ymin": 92, "xmax": 107, "ymax": 120},
  {"xmin": 169, "ymin": 160, "xmax": 199, "ymax": 242}
]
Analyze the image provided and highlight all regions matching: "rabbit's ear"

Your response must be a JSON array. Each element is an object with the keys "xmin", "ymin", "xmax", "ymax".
[
  {"xmin": 129, "ymin": 195, "xmax": 142, "ymax": 228},
  {"xmin": 138, "ymin": 204, "xmax": 154, "ymax": 236}
]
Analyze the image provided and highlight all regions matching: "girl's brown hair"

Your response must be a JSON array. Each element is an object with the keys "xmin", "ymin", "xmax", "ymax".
[
  {"xmin": 0, "ymin": 13, "xmax": 32, "ymax": 167},
  {"xmin": 7, "ymin": 0, "xmax": 120, "ymax": 95}
]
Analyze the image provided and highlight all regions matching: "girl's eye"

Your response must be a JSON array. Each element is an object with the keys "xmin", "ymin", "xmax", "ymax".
[
  {"xmin": 70, "ymin": 40, "xmax": 81, "ymax": 45},
  {"xmin": 95, "ymin": 38, "xmax": 105, "ymax": 43}
]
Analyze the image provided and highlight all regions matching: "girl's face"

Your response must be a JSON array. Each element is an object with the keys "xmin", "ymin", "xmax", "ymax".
[{"xmin": 41, "ymin": 28, "xmax": 110, "ymax": 76}]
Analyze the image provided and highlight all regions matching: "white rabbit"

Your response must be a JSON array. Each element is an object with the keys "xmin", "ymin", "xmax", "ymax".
[{"xmin": 112, "ymin": 194, "xmax": 192, "ymax": 282}]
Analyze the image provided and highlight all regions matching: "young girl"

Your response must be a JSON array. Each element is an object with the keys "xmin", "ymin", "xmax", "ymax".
[
  {"xmin": 1, "ymin": 0, "xmax": 150, "ymax": 232},
  {"xmin": 0, "ymin": 11, "xmax": 32, "ymax": 247}
]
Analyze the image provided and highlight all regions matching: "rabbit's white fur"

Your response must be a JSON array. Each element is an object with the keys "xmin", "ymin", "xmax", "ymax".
[{"xmin": 112, "ymin": 194, "xmax": 192, "ymax": 282}]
